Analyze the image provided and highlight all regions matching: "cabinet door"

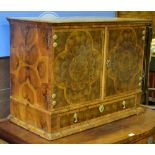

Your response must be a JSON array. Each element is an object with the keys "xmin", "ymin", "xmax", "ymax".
[
  {"xmin": 105, "ymin": 27, "xmax": 145, "ymax": 97},
  {"xmin": 51, "ymin": 28, "xmax": 105, "ymax": 108}
]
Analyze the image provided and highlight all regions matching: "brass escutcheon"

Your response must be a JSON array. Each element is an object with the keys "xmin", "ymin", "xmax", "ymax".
[{"xmin": 99, "ymin": 104, "xmax": 104, "ymax": 113}]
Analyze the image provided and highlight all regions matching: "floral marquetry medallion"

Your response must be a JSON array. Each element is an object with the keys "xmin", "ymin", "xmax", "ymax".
[{"xmin": 53, "ymin": 29, "xmax": 104, "ymax": 107}]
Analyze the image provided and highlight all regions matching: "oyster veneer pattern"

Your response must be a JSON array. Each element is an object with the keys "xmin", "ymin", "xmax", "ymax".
[
  {"xmin": 105, "ymin": 27, "xmax": 145, "ymax": 96},
  {"xmin": 10, "ymin": 24, "xmax": 49, "ymax": 109},
  {"xmin": 53, "ymin": 29, "xmax": 104, "ymax": 107}
]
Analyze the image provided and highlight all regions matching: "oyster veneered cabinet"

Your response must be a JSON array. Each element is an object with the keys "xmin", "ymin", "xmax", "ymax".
[{"xmin": 8, "ymin": 17, "xmax": 152, "ymax": 140}]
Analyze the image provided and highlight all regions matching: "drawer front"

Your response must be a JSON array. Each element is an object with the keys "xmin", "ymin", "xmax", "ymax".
[{"xmin": 59, "ymin": 97, "xmax": 135, "ymax": 128}]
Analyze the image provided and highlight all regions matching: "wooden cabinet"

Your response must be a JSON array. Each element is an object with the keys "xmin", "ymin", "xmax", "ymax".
[{"xmin": 8, "ymin": 17, "xmax": 152, "ymax": 140}]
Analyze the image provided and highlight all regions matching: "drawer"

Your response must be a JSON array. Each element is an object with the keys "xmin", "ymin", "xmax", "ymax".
[{"xmin": 59, "ymin": 97, "xmax": 135, "ymax": 128}]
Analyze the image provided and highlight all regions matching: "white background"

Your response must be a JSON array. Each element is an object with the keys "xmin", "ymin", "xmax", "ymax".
[{"xmin": 0, "ymin": 0, "xmax": 155, "ymax": 11}]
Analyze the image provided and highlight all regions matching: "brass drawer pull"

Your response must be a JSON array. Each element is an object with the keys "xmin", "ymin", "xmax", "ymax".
[
  {"xmin": 122, "ymin": 100, "xmax": 126, "ymax": 109},
  {"xmin": 73, "ymin": 113, "xmax": 78, "ymax": 123},
  {"xmin": 99, "ymin": 104, "xmax": 104, "ymax": 113}
]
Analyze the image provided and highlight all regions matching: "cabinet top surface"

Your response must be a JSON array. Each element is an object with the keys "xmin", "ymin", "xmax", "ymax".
[{"xmin": 7, "ymin": 16, "xmax": 152, "ymax": 24}]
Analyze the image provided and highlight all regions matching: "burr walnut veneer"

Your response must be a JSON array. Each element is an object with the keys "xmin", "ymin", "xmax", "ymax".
[{"xmin": 8, "ymin": 17, "xmax": 152, "ymax": 140}]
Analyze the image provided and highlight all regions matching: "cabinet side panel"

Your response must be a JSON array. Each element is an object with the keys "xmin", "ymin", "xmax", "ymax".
[{"xmin": 10, "ymin": 22, "xmax": 50, "ymax": 110}]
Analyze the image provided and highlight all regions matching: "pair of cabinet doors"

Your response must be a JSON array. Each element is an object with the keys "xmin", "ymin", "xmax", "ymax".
[{"xmin": 50, "ymin": 26, "xmax": 145, "ymax": 109}]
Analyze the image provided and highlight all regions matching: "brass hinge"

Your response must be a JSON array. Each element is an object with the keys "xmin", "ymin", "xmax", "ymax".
[{"xmin": 47, "ymin": 30, "xmax": 51, "ymax": 49}]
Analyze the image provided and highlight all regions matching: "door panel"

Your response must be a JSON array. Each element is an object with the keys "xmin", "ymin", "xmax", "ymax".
[
  {"xmin": 105, "ymin": 27, "xmax": 145, "ymax": 97},
  {"xmin": 52, "ymin": 28, "xmax": 105, "ymax": 108}
]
